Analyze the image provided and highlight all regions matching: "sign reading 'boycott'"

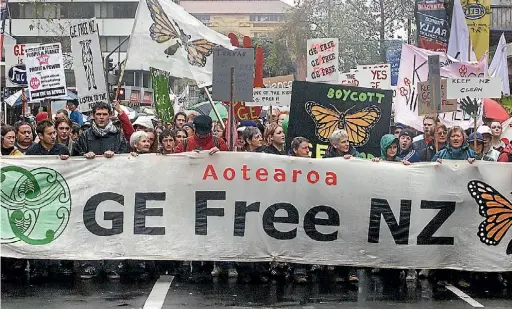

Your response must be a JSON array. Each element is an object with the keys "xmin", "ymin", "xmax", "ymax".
[{"xmin": 1, "ymin": 154, "xmax": 511, "ymax": 270}]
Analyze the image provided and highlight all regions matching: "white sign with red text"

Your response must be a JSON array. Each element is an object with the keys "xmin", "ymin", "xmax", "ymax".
[
  {"xmin": 24, "ymin": 43, "xmax": 67, "ymax": 101},
  {"xmin": 357, "ymin": 64, "xmax": 391, "ymax": 90},
  {"xmin": 307, "ymin": 38, "xmax": 339, "ymax": 83},
  {"xmin": 5, "ymin": 43, "xmax": 29, "ymax": 87}
]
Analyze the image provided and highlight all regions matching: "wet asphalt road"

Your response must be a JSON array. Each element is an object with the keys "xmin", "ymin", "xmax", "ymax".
[{"xmin": 1, "ymin": 271, "xmax": 511, "ymax": 309}]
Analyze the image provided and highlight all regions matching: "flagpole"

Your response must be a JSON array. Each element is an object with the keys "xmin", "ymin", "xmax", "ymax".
[
  {"xmin": 228, "ymin": 67, "xmax": 235, "ymax": 151},
  {"xmin": 203, "ymin": 87, "xmax": 225, "ymax": 130}
]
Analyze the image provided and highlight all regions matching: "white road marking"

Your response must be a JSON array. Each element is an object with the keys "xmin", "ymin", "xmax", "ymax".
[
  {"xmin": 143, "ymin": 275, "xmax": 174, "ymax": 309},
  {"xmin": 445, "ymin": 284, "xmax": 484, "ymax": 307}
]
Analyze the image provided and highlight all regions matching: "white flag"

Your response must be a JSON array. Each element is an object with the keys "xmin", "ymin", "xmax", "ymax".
[
  {"xmin": 489, "ymin": 33, "xmax": 510, "ymax": 95},
  {"xmin": 447, "ymin": 0, "xmax": 476, "ymax": 62},
  {"xmin": 127, "ymin": 0, "xmax": 233, "ymax": 88}
]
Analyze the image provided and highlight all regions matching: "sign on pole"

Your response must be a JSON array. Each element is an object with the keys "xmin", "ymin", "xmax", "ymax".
[
  {"xmin": 5, "ymin": 43, "xmax": 28, "ymax": 87},
  {"xmin": 446, "ymin": 78, "xmax": 503, "ymax": 99},
  {"xmin": 212, "ymin": 47, "xmax": 255, "ymax": 102},
  {"xmin": 69, "ymin": 19, "xmax": 108, "ymax": 112},
  {"xmin": 427, "ymin": 55, "xmax": 442, "ymax": 112},
  {"xmin": 306, "ymin": 38, "xmax": 339, "ymax": 83},
  {"xmin": 24, "ymin": 43, "xmax": 67, "ymax": 101},
  {"xmin": 245, "ymin": 88, "xmax": 292, "ymax": 106},
  {"xmin": 417, "ymin": 79, "xmax": 457, "ymax": 115},
  {"xmin": 356, "ymin": 64, "xmax": 391, "ymax": 90}
]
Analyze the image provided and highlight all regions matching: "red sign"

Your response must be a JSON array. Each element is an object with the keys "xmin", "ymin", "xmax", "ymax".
[{"xmin": 30, "ymin": 77, "xmax": 40, "ymax": 89}]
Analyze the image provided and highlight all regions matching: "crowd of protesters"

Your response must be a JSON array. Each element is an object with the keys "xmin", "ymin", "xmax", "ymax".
[{"xmin": 1, "ymin": 100, "xmax": 511, "ymax": 289}]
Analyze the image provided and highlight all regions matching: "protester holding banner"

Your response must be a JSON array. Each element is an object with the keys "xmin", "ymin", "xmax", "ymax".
[
  {"xmin": 397, "ymin": 129, "xmax": 421, "ymax": 163},
  {"xmin": 432, "ymin": 127, "xmax": 479, "ymax": 163},
  {"xmin": 72, "ymin": 102, "xmax": 129, "ymax": 158},
  {"xmin": 290, "ymin": 137, "xmax": 310, "ymax": 157},
  {"xmin": 412, "ymin": 115, "xmax": 437, "ymax": 154},
  {"xmin": 26, "ymin": 120, "xmax": 70, "ymax": 159},
  {"xmin": 374, "ymin": 134, "xmax": 401, "ymax": 162},
  {"xmin": 242, "ymin": 127, "xmax": 264, "ymax": 152},
  {"xmin": 159, "ymin": 129, "xmax": 176, "ymax": 154},
  {"xmin": 130, "ymin": 131, "xmax": 152, "ymax": 156},
  {"xmin": 323, "ymin": 129, "xmax": 362, "ymax": 159},
  {"xmin": 14, "ymin": 122, "xmax": 35, "ymax": 154},
  {"xmin": 467, "ymin": 133, "xmax": 495, "ymax": 161},
  {"xmin": 419, "ymin": 124, "xmax": 448, "ymax": 162},
  {"xmin": 174, "ymin": 115, "xmax": 227, "ymax": 153},
  {"xmin": 173, "ymin": 112, "xmax": 187, "ymax": 129},
  {"xmin": 477, "ymin": 126, "xmax": 501, "ymax": 161},
  {"xmin": 489, "ymin": 121, "xmax": 505, "ymax": 152},
  {"xmin": 258, "ymin": 123, "xmax": 286, "ymax": 155},
  {"xmin": 1, "ymin": 125, "xmax": 23, "ymax": 156},
  {"xmin": 55, "ymin": 117, "xmax": 74, "ymax": 154},
  {"xmin": 173, "ymin": 128, "xmax": 188, "ymax": 148}
]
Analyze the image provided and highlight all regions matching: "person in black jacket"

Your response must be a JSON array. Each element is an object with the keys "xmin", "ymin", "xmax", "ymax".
[
  {"xmin": 26, "ymin": 120, "xmax": 70, "ymax": 159},
  {"xmin": 72, "ymin": 102, "xmax": 128, "ymax": 158}
]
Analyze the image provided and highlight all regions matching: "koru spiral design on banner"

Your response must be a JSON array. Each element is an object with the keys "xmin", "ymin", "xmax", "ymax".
[{"xmin": 1, "ymin": 166, "xmax": 71, "ymax": 245}]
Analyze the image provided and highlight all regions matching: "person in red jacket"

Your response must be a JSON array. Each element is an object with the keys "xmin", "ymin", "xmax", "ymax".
[
  {"xmin": 174, "ymin": 115, "xmax": 228, "ymax": 154},
  {"xmin": 112, "ymin": 100, "xmax": 135, "ymax": 142}
]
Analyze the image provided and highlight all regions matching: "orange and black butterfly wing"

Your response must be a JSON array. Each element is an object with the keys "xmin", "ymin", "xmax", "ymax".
[
  {"xmin": 146, "ymin": 0, "xmax": 179, "ymax": 44},
  {"xmin": 305, "ymin": 101, "xmax": 342, "ymax": 142},
  {"xmin": 467, "ymin": 180, "xmax": 512, "ymax": 253},
  {"xmin": 343, "ymin": 106, "xmax": 381, "ymax": 147},
  {"xmin": 186, "ymin": 39, "xmax": 218, "ymax": 67}
]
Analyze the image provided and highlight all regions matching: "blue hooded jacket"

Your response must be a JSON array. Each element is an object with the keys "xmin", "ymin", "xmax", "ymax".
[
  {"xmin": 397, "ymin": 145, "xmax": 421, "ymax": 163},
  {"xmin": 431, "ymin": 144, "xmax": 480, "ymax": 161}
]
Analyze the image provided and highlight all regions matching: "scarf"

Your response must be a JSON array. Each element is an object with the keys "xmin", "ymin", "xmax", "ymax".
[
  {"xmin": 1, "ymin": 146, "xmax": 14, "ymax": 156},
  {"xmin": 91, "ymin": 121, "xmax": 119, "ymax": 137}
]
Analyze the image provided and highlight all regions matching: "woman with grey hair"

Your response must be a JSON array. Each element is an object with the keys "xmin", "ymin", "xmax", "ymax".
[
  {"xmin": 242, "ymin": 127, "xmax": 263, "ymax": 152},
  {"xmin": 323, "ymin": 129, "xmax": 362, "ymax": 159},
  {"xmin": 130, "ymin": 131, "xmax": 151, "ymax": 156}
]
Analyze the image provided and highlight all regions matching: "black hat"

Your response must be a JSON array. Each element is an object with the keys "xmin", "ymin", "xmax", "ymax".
[
  {"xmin": 399, "ymin": 129, "xmax": 414, "ymax": 139},
  {"xmin": 193, "ymin": 115, "xmax": 212, "ymax": 134}
]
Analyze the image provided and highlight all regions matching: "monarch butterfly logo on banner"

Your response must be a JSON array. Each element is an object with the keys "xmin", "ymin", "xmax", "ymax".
[
  {"xmin": 146, "ymin": 0, "xmax": 218, "ymax": 67},
  {"xmin": 287, "ymin": 81, "xmax": 392, "ymax": 159},
  {"xmin": 467, "ymin": 181, "xmax": 512, "ymax": 255}
]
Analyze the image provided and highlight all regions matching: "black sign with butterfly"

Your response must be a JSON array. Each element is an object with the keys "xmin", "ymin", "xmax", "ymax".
[
  {"xmin": 287, "ymin": 81, "xmax": 393, "ymax": 159},
  {"xmin": 146, "ymin": 0, "xmax": 218, "ymax": 67}
]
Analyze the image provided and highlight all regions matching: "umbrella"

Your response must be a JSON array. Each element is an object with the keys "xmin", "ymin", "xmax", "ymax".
[
  {"xmin": 209, "ymin": 103, "xmax": 228, "ymax": 121},
  {"xmin": 190, "ymin": 101, "xmax": 223, "ymax": 116},
  {"xmin": 484, "ymin": 98, "xmax": 510, "ymax": 123},
  {"xmin": 4, "ymin": 89, "xmax": 79, "ymax": 107}
]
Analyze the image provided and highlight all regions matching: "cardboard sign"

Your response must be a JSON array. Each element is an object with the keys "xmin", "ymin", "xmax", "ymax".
[
  {"xmin": 212, "ymin": 47, "xmax": 255, "ymax": 102},
  {"xmin": 69, "ymin": 19, "xmax": 108, "ymax": 112},
  {"xmin": 245, "ymin": 88, "xmax": 292, "ymax": 106},
  {"xmin": 417, "ymin": 79, "xmax": 457, "ymax": 115},
  {"xmin": 306, "ymin": 38, "xmax": 339, "ymax": 83},
  {"xmin": 263, "ymin": 75, "xmax": 294, "ymax": 88},
  {"xmin": 5, "ymin": 43, "xmax": 28, "ymax": 87},
  {"xmin": 287, "ymin": 81, "xmax": 392, "ymax": 159},
  {"xmin": 446, "ymin": 78, "xmax": 503, "ymax": 99},
  {"xmin": 24, "ymin": 43, "xmax": 67, "ymax": 101},
  {"xmin": 357, "ymin": 64, "xmax": 391, "ymax": 90}
]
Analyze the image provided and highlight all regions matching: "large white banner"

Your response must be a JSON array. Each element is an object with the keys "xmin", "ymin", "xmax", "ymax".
[
  {"xmin": 1, "ymin": 154, "xmax": 511, "ymax": 271},
  {"xmin": 70, "ymin": 19, "xmax": 108, "ymax": 112},
  {"xmin": 395, "ymin": 44, "xmax": 487, "ymax": 131},
  {"xmin": 127, "ymin": 0, "xmax": 233, "ymax": 88},
  {"xmin": 24, "ymin": 43, "xmax": 67, "ymax": 101}
]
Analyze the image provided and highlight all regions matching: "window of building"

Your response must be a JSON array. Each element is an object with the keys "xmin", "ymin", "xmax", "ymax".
[
  {"xmin": 96, "ymin": 2, "xmax": 138, "ymax": 19},
  {"xmin": 250, "ymin": 14, "xmax": 285, "ymax": 22},
  {"xmin": 59, "ymin": 3, "xmax": 94, "ymax": 19},
  {"xmin": 189, "ymin": 85, "xmax": 200, "ymax": 103},
  {"xmin": 192, "ymin": 14, "xmax": 210, "ymax": 23},
  {"xmin": 122, "ymin": 71, "xmax": 136, "ymax": 86},
  {"xmin": 13, "ymin": 2, "xmax": 58, "ymax": 19},
  {"xmin": 100, "ymin": 37, "xmax": 129, "ymax": 53}
]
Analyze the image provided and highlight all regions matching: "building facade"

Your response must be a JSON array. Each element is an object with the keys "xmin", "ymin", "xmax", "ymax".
[{"xmin": 181, "ymin": 0, "xmax": 290, "ymax": 38}]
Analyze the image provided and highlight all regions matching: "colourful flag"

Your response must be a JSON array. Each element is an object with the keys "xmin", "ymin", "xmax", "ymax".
[{"xmin": 461, "ymin": 0, "xmax": 491, "ymax": 60}]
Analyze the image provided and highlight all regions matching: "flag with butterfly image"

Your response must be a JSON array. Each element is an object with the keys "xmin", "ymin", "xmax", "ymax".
[
  {"xmin": 126, "ymin": 0, "xmax": 233, "ymax": 88},
  {"xmin": 287, "ymin": 81, "xmax": 392, "ymax": 159},
  {"xmin": 395, "ymin": 44, "xmax": 487, "ymax": 131}
]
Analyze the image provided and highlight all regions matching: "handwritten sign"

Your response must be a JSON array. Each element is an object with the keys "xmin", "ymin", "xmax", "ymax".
[
  {"xmin": 446, "ymin": 78, "xmax": 503, "ymax": 99},
  {"xmin": 357, "ymin": 64, "xmax": 391, "ymax": 89},
  {"xmin": 263, "ymin": 75, "xmax": 293, "ymax": 88},
  {"xmin": 212, "ymin": 47, "xmax": 255, "ymax": 102},
  {"xmin": 245, "ymin": 88, "xmax": 292, "ymax": 106},
  {"xmin": 306, "ymin": 38, "xmax": 339, "ymax": 83},
  {"xmin": 417, "ymin": 79, "xmax": 457, "ymax": 115}
]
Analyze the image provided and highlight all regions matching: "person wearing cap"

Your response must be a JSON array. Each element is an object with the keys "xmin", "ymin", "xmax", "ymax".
[
  {"xmin": 174, "ymin": 115, "xmax": 228, "ymax": 153},
  {"xmin": 182, "ymin": 122, "xmax": 195, "ymax": 137},
  {"xmin": 468, "ymin": 132, "xmax": 496, "ymax": 161},
  {"xmin": 397, "ymin": 129, "xmax": 420, "ymax": 163},
  {"xmin": 66, "ymin": 100, "xmax": 83, "ymax": 126},
  {"xmin": 393, "ymin": 123, "xmax": 405, "ymax": 138},
  {"xmin": 133, "ymin": 116, "xmax": 155, "ymax": 131},
  {"xmin": 432, "ymin": 126, "xmax": 480, "ymax": 163},
  {"xmin": 477, "ymin": 126, "xmax": 500, "ymax": 161}
]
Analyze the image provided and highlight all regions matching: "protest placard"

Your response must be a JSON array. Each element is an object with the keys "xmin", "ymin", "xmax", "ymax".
[
  {"xmin": 24, "ymin": 43, "xmax": 67, "ymax": 101},
  {"xmin": 287, "ymin": 81, "xmax": 392, "ymax": 159},
  {"xmin": 415, "ymin": 0, "xmax": 449, "ymax": 52},
  {"xmin": 446, "ymin": 78, "xmax": 503, "ymax": 99},
  {"xmin": 69, "ymin": 18, "xmax": 108, "ymax": 112},
  {"xmin": 212, "ymin": 47, "xmax": 255, "ymax": 102},
  {"xmin": 306, "ymin": 38, "xmax": 339, "ymax": 83},
  {"xmin": 417, "ymin": 79, "xmax": 457, "ymax": 115},
  {"xmin": 245, "ymin": 88, "xmax": 292, "ymax": 106},
  {"xmin": 263, "ymin": 75, "xmax": 293, "ymax": 88},
  {"xmin": 386, "ymin": 43, "xmax": 402, "ymax": 86},
  {"xmin": 5, "ymin": 43, "xmax": 28, "ymax": 87},
  {"xmin": 357, "ymin": 64, "xmax": 391, "ymax": 90}
]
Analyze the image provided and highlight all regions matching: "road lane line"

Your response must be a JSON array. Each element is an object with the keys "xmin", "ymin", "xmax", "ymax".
[
  {"xmin": 445, "ymin": 284, "xmax": 484, "ymax": 307},
  {"xmin": 143, "ymin": 275, "xmax": 174, "ymax": 309}
]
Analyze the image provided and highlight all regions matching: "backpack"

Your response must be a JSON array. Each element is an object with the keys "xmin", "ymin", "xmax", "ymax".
[{"xmin": 183, "ymin": 136, "xmax": 220, "ymax": 152}]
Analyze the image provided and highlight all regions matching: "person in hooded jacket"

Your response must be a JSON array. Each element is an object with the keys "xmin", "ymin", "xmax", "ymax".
[
  {"xmin": 431, "ymin": 126, "xmax": 479, "ymax": 163},
  {"xmin": 397, "ymin": 129, "xmax": 420, "ymax": 163},
  {"xmin": 323, "ymin": 129, "xmax": 362, "ymax": 159},
  {"xmin": 373, "ymin": 134, "xmax": 411, "ymax": 165}
]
